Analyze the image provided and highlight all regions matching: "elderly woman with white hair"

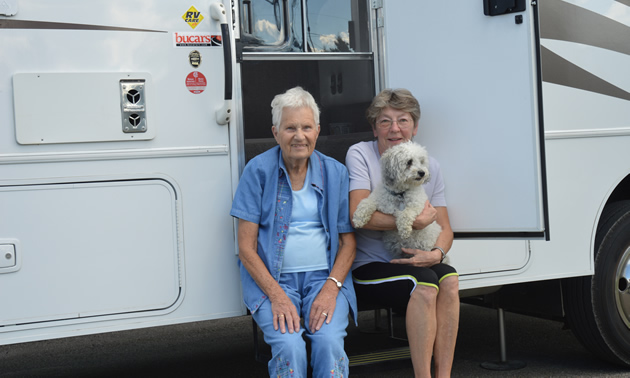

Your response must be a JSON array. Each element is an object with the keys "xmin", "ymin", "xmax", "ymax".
[{"xmin": 230, "ymin": 86, "xmax": 357, "ymax": 377}]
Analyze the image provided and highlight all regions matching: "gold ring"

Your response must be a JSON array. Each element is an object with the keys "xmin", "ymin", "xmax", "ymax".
[
  {"xmin": 322, "ymin": 312, "xmax": 328, "ymax": 317},
  {"xmin": 278, "ymin": 314, "xmax": 284, "ymax": 318}
]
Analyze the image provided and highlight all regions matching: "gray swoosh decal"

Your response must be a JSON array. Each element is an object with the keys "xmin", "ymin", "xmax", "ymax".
[
  {"xmin": 541, "ymin": 46, "xmax": 630, "ymax": 102},
  {"xmin": 0, "ymin": 19, "xmax": 166, "ymax": 33},
  {"xmin": 540, "ymin": 0, "xmax": 630, "ymax": 56},
  {"xmin": 540, "ymin": 1, "xmax": 630, "ymax": 101}
]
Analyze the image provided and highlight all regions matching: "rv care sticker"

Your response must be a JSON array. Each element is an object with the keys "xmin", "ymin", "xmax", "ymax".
[
  {"xmin": 189, "ymin": 50, "xmax": 202, "ymax": 68},
  {"xmin": 173, "ymin": 32, "xmax": 222, "ymax": 47},
  {"xmin": 186, "ymin": 71, "xmax": 207, "ymax": 94},
  {"xmin": 182, "ymin": 6, "xmax": 204, "ymax": 29}
]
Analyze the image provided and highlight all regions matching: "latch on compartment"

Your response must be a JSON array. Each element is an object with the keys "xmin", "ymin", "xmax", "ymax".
[
  {"xmin": 0, "ymin": 244, "xmax": 16, "ymax": 269},
  {"xmin": 0, "ymin": 243, "xmax": 19, "ymax": 273}
]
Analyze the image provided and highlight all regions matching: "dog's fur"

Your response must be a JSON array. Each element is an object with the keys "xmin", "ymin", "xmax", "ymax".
[{"xmin": 353, "ymin": 141, "xmax": 442, "ymax": 260}]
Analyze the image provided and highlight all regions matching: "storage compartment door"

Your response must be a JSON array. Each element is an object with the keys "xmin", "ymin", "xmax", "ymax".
[{"xmin": 0, "ymin": 179, "xmax": 180, "ymax": 325}]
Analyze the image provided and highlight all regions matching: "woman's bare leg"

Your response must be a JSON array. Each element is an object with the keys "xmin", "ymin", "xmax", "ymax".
[
  {"xmin": 433, "ymin": 276, "xmax": 460, "ymax": 377},
  {"xmin": 406, "ymin": 285, "xmax": 438, "ymax": 378}
]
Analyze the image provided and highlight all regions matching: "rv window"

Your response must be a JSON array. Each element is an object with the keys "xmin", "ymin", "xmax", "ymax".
[
  {"xmin": 240, "ymin": 0, "xmax": 303, "ymax": 51},
  {"xmin": 305, "ymin": 0, "xmax": 370, "ymax": 52},
  {"xmin": 240, "ymin": 0, "xmax": 370, "ymax": 53}
]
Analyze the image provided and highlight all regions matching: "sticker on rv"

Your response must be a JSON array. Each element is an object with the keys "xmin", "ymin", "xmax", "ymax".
[
  {"xmin": 189, "ymin": 50, "xmax": 202, "ymax": 68},
  {"xmin": 182, "ymin": 6, "xmax": 204, "ymax": 29},
  {"xmin": 173, "ymin": 32, "xmax": 221, "ymax": 47},
  {"xmin": 185, "ymin": 71, "xmax": 207, "ymax": 94}
]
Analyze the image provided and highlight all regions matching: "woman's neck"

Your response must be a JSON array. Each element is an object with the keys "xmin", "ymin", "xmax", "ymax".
[{"xmin": 284, "ymin": 159, "xmax": 309, "ymax": 191}]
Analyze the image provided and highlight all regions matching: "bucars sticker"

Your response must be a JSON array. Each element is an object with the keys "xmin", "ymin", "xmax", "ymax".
[{"xmin": 173, "ymin": 32, "xmax": 221, "ymax": 47}]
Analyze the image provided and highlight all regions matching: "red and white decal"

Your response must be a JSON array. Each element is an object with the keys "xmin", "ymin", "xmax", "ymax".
[
  {"xmin": 173, "ymin": 32, "xmax": 222, "ymax": 48},
  {"xmin": 185, "ymin": 71, "xmax": 207, "ymax": 94}
]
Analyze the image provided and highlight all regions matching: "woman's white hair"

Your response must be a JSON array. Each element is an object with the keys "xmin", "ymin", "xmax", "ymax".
[{"xmin": 271, "ymin": 86, "xmax": 320, "ymax": 127}]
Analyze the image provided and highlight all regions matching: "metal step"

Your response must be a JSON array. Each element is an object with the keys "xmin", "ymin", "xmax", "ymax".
[{"xmin": 349, "ymin": 346, "xmax": 411, "ymax": 367}]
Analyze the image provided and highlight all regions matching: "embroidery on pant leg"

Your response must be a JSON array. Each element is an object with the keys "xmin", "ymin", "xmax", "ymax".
[
  {"xmin": 274, "ymin": 356, "xmax": 294, "ymax": 377},
  {"xmin": 330, "ymin": 356, "xmax": 346, "ymax": 378}
]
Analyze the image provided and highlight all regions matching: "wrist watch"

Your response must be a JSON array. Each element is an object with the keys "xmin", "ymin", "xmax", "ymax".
[{"xmin": 327, "ymin": 276, "xmax": 342, "ymax": 289}]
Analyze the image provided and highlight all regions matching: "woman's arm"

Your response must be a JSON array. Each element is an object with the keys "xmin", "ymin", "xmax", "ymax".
[
  {"xmin": 308, "ymin": 232, "xmax": 356, "ymax": 332},
  {"xmin": 237, "ymin": 219, "xmax": 301, "ymax": 333},
  {"xmin": 433, "ymin": 206, "xmax": 454, "ymax": 254},
  {"xmin": 391, "ymin": 206, "xmax": 454, "ymax": 266},
  {"xmin": 350, "ymin": 189, "xmax": 438, "ymax": 231}
]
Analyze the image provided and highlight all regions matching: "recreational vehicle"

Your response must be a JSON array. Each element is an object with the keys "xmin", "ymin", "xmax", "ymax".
[{"xmin": 2, "ymin": 0, "xmax": 630, "ymax": 367}]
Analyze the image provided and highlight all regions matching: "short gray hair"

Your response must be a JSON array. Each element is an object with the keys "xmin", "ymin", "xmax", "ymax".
[
  {"xmin": 366, "ymin": 88, "xmax": 421, "ymax": 129},
  {"xmin": 271, "ymin": 86, "xmax": 320, "ymax": 127}
]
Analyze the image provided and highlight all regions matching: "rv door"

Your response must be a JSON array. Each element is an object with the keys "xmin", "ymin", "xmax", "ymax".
[{"xmin": 378, "ymin": 1, "xmax": 548, "ymax": 239}]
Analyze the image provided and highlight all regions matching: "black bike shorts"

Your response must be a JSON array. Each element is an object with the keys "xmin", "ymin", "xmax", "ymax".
[{"xmin": 352, "ymin": 262, "xmax": 458, "ymax": 310}]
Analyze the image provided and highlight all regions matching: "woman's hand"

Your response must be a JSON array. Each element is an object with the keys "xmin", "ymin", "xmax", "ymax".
[
  {"xmin": 271, "ymin": 292, "xmax": 301, "ymax": 334},
  {"xmin": 390, "ymin": 247, "xmax": 442, "ymax": 267},
  {"xmin": 412, "ymin": 200, "xmax": 438, "ymax": 230},
  {"xmin": 238, "ymin": 219, "xmax": 302, "ymax": 334},
  {"xmin": 308, "ymin": 281, "xmax": 338, "ymax": 333}
]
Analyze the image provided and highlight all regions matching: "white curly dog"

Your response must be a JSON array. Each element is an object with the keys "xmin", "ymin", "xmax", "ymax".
[{"xmin": 353, "ymin": 141, "xmax": 442, "ymax": 260}]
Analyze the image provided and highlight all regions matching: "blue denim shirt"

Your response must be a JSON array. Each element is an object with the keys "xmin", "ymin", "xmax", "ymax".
[{"xmin": 230, "ymin": 146, "xmax": 357, "ymax": 323}]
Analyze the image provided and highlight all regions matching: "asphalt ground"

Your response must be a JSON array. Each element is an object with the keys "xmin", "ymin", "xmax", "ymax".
[{"xmin": 1, "ymin": 303, "xmax": 629, "ymax": 377}]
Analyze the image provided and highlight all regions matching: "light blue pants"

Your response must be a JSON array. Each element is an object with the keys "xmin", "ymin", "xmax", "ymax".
[{"xmin": 252, "ymin": 269, "xmax": 350, "ymax": 378}]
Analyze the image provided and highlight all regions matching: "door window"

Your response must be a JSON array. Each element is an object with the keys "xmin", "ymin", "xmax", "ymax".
[
  {"xmin": 240, "ymin": 0, "xmax": 303, "ymax": 51},
  {"xmin": 239, "ymin": 0, "xmax": 375, "ymax": 164},
  {"xmin": 240, "ymin": 0, "xmax": 370, "ymax": 52}
]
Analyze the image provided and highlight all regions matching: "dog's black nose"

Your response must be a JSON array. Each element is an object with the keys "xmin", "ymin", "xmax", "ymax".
[{"xmin": 417, "ymin": 171, "xmax": 425, "ymax": 178}]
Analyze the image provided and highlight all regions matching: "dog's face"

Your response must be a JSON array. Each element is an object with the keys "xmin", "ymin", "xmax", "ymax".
[{"xmin": 381, "ymin": 141, "xmax": 431, "ymax": 192}]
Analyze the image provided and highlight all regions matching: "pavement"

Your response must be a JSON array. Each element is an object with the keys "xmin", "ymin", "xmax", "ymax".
[{"xmin": 1, "ymin": 304, "xmax": 629, "ymax": 377}]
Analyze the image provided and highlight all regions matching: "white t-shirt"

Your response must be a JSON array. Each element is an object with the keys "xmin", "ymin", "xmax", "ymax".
[{"xmin": 346, "ymin": 140, "xmax": 447, "ymax": 269}]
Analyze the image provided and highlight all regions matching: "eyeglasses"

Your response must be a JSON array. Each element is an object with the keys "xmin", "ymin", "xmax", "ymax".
[{"xmin": 376, "ymin": 117, "xmax": 414, "ymax": 130}]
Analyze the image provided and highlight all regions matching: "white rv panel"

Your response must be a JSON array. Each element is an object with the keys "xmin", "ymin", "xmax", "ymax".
[
  {"xmin": 450, "ymin": 239, "xmax": 530, "ymax": 277},
  {"xmin": 13, "ymin": 72, "xmax": 156, "ymax": 144},
  {"xmin": 1, "ymin": 0, "xmax": 243, "ymax": 344},
  {"xmin": 0, "ymin": 179, "xmax": 180, "ymax": 326}
]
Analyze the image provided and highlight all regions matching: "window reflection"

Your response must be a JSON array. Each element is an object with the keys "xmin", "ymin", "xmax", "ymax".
[
  {"xmin": 240, "ymin": 0, "xmax": 369, "ymax": 53},
  {"xmin": 240, "ymin": 0, "xmax": 303, "ymax": 51},
  {"xmin": 306, "ymin": 0, "xmax": 352, "ymax": 52}
]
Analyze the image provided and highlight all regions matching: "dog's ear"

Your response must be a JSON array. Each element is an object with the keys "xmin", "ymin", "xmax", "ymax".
[
  {"xmin": 381, "ymin": 149, "xmax": 397, "ymax": 188},
  {"xmin": 382, "ymin": 157, "xmax": 395, "ymax": 187}
]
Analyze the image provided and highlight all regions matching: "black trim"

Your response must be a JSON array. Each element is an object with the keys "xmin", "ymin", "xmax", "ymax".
[
  {"xmin": 455, "ymin": 231, "xmax": 546, "ymax": 239},
  {"xmin": 533, "ymin": 2, "xmax": 551, "ymax": 242},
  {"xmin": 220, "ymin": 23, "xmax": 233, "ymax": 100}
]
